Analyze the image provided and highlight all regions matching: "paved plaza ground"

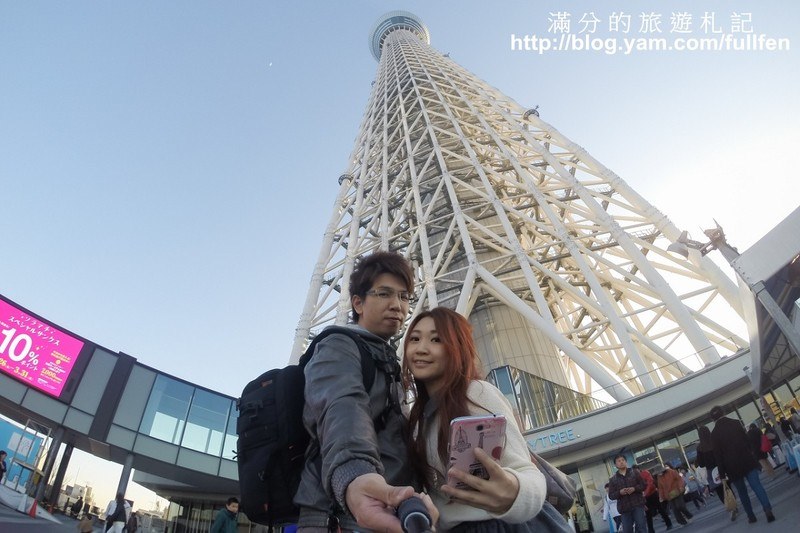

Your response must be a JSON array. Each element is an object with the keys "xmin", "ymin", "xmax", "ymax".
[{"xmin": 1, "ymin": 469, "xmax": 798, "ymax": 532}]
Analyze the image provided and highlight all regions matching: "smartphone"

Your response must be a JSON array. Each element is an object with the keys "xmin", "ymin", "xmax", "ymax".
[{"xmin": 446, "ymin": 414, "xmax": 506, "ymax": 489}]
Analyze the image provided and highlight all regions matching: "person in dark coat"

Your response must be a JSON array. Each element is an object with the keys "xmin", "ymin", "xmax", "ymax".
[
  {"xmin": 710, "ymin": 406, "xmax": 775, "ymax": 524},
  {"xmin": 71, "ymin": 497, "xmax": 84, "ymax": 518},
  {"xmin": 696, "ymin": 425, "xmax": 737, "ymax": 519},
  {"xmin": 779, "ymin": 416, "xmax": 793, "ymax": 438},
  {"xmin": 210, "ymin": 497, "xmax": 238, "ymax": 533}
]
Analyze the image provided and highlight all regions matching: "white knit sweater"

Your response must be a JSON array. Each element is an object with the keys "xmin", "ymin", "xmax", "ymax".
[{"xmin": 422, "ymin": 380, "xmax": 546, "ymax": 530}]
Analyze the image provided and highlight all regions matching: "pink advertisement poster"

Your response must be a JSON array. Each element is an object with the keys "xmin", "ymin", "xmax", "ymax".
[{"xmin": 0, "ymin": 299, "xmax": 85, "ymax": 397}]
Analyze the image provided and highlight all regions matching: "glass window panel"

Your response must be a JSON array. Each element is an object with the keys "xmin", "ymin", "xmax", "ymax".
[
  {"xmin": 222, "ymin": 401, "xmax": 238, "ymax": 460},
  {"xmin": 634, "ymin": 444, "xmax": 660, "ymax": 471},
  {"xmin": 578, "ymin": 462, "xmax": 612, "ymax": 533},
  {"xmin": 677, "ymin": 428, "xmax": 699, "ymax": 465},
  {"xmin": 788, "ymin": 375, "xmax": 800, "ymax": 399},
  {"xmin": 736, "ymin": 399, "xmax": 762, "ymax": 429},
  {"xmin": 510, "ymin": 368, "xmax": 533, "ymax": 429},
  {"xmin": 489, "ymin": 367, "xmax": 516, "ymax": 406},
  {"xmin": 774, "ymin": 384, "xmax": 794, "ymax": 415},
  {"xmin": 492, "ymin": 365, "xmax": 609, "ymax": 430},
  {"xmin": 656, "ymin": 436, "xmax": 684, "ymax": 468},
  {"xmin": 763, "ymin": 391, "xmax": 786, "ymax": 419},
  {"xmin": 181, "ymin": 389, "xmax": 231, "ymax": 455},
  {"xmin": 139, "ymin": 375, "xmax": 194, "ymax": 444}
]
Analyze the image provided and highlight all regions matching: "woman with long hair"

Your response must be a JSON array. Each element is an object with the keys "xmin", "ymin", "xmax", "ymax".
[{"xmin": 402, "ymin": 307, "xmax": 569, "ymax": 532}]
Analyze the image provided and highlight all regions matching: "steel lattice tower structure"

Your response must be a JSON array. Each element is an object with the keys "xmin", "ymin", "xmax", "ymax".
[{"xmin": 292, "ymin": 12, "xmax": 747, "ymax": 401}]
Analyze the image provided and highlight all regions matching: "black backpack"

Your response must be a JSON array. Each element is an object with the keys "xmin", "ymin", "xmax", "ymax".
[{"xmin": 236, "ymin": 326, "xmax": 377, "ymax": 527}]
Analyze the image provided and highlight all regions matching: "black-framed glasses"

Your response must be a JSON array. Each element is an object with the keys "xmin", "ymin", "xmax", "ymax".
[{"xmin": 366, "ymin": 288, "xmax": 413, "ymax": 303}]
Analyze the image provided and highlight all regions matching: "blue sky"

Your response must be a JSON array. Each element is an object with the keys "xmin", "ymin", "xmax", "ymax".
[{"xmin": 1, "ymin": 0, "xmax": 798, "ymax": 508}]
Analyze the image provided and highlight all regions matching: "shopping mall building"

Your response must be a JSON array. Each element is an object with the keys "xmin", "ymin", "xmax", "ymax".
[{"xmin": 1, "ymin": 209, "xmax": 798, "ymax": 532}]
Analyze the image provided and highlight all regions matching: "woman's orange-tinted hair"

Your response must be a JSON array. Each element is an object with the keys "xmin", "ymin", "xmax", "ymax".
[{"xmin": 402, "ymin": 307, "xmax": 483, "ymax": 489}]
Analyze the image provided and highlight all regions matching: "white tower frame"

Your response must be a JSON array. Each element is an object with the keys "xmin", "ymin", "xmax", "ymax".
[{"xmin": 292, "ymin": 12, "xmax": 747, "ymax": 401}]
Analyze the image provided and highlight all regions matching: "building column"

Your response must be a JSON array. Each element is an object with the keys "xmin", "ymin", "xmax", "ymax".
[
  {"xmin": 47, "ymin": 441, "xmax": 74, "ymax": 505},
  {"xmin": 117, "ymin": 453, "xmax": 134, "ymax": 496},
  {"xmin": 35, "ymin": 426, "xmax": 65, "ymax": 501}
]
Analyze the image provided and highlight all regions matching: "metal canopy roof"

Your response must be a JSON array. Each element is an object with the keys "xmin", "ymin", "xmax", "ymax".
[{"xmin": 733, "ymin": 206, "xmax": 800, "ymax": 393}]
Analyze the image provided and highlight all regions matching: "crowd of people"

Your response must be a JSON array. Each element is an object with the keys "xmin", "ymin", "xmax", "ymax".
[{"xmin": 595, "ymin": 401, "xmax": 795, "ymax": 532}]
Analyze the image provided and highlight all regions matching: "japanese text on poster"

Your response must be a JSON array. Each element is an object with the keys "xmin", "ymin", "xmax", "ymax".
[{"xmin": 0, "ymin": 299, "xmax": 84, "ymax": 397}]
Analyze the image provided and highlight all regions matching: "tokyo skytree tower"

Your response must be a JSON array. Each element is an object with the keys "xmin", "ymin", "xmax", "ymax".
[{"xmin": 292, "ymin": 12, "xmax": 747, "ymax": 401}]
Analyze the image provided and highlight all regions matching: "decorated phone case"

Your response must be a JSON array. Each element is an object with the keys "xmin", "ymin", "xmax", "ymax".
[{"xmin": 446, "ymin": 414, "xmax": 506, "ymax": 489}]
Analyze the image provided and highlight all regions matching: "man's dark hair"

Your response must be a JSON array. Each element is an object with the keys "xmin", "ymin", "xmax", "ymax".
[
  {"xmin": 710, "ymin": 405, "xmax": 724, "ymax": 420},
  {"xmin": 349, "ymin": 251, "xmax": 414, "ymax": 323},
  {"xmin": 226, "ymin": 497, "xmax": 239, "ymax": 505},
  {"xmin": 613, "ymin": 453, "xmax": 626, "ymax": 462}
]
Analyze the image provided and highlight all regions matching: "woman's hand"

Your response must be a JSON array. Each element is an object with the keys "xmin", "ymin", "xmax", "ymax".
[{"xmin": 440, "ymin": 447, "xmax": 520, "ymax": 514}]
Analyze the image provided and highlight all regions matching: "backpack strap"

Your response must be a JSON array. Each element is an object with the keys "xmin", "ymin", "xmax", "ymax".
[{"xmin": 298, "ymin": 326, "xmax": 377, "ymax": 391}]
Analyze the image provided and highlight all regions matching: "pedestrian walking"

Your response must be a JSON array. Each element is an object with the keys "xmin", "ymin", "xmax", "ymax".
[{"xmin": 711, "ymin": 406, "xmax": 776, "ymax": 524}]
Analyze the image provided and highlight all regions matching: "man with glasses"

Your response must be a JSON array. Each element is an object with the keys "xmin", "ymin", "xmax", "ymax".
[{"xmin": 295, "ymin": 251, "xmax": 436, "ymax": 533}]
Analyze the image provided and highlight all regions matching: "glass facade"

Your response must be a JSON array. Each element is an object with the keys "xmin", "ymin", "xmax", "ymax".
[
  {"xmin": 140, "ymin": 375, "xmax": 194, "ymax": 444},
  {"xmin": 165, "ymin": 499, "xmax": 251, "ymax": 533},
  {"xmin": 655, "ymin": 436, "xmax": 685, "ymax": 468},
  {"xmin": 676, "ymin": 428, "xmax": 699, "ymax": 465},
  {"xmin": 736, "ymin": 399, "xmax": 762, "ymax": 428},
  {"xmin": 774, "ymin": 384, "xmax": 795, "ymax": 415},
  {"xmin": 789, "ymin": 374, "xmax": 800, "ymax": 398},
  {"xmin": 577, "ymin": 462, "xmax": 612, "ymax": 531},
  {"xmin": 181, "ymin": 388, "xmax": 232, "ymax": 456},
  {"xmin": 633, "ymin": 444, "xmax": 660, "ymax": 471},
  {"xmin": 138, "ymin": 374, "xmax": 237, "ymax": 460},
  {"xmin": 487, "ymin": 365, "xmax": 608, "ymax": 431}
]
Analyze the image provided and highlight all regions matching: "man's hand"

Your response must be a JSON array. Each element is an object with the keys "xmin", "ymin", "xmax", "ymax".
[
  {"xmin": 345, "ymin": 473, "xmax": 438, "ymax": 533},
  {"xmin": 440, "ymin": 447, "xmax": 520, "ymax": 514}
]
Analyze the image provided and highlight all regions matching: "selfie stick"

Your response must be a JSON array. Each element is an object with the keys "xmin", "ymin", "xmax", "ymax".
[{"xmin": 396, "ymin": 496, "xmax": 433, "ymax": 533}]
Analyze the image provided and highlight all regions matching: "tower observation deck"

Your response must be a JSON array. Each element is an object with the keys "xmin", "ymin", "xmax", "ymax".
[
  {"xmin": 293, "ymin": 12, "xmax": 748, "ymax": 402},
  {"xmin": 369, "ymin": 11, "xmax": 430, "ymax": 61}
]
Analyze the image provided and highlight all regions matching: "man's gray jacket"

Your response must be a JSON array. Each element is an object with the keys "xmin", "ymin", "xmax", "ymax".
[{"xmin": 294, "ymin": 325, "xmax": 418, "ymax": 529}]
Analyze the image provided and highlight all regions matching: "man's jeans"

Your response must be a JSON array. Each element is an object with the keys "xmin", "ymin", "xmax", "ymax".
[
  {"xmin": 731, "ymin": 468, "xmax": 772, "ymax": 519},
  {"xmin": 620, "ymin": 506, "xmax": 647, "ymax": 533}
]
